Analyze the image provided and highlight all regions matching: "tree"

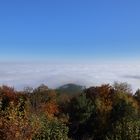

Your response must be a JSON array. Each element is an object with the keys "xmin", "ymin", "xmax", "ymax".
[
  {"xmin": 106, "ymin": 91, "xmax": 140, "ymax": 140},
  {"xmin": 83, "ymin": 85, "xmax": 115, "ymax": 140},
  {"xmin": 113, "ymin": 82, "xmax": 132, "ymax": 94},
  {"xmin": 68, "ymin": 93, "xmax": 95, "ymax": 139},
  {"xmin": 0, "ymin": 96, "xmax": 39, "ymax": 140},
  {"xmin": 29, "ymin": 84, "xmax": 56, "ymax": 111},
  {"xmin": 134, "ymin": 89, "xmax": 140, "ymax": 107},
  {"xmin": 106, "ymin": 119, "xmax": 140, "ymax": 140}
]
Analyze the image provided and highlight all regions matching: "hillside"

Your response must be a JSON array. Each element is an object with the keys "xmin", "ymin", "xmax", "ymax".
[{"xmin": 56, "ymin": 83, "xmax": 85, "ymax": 95}]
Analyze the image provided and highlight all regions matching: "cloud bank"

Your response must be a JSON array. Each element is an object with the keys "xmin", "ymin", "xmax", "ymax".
[{"xmin": 0, "ymin": 62, "xmax": 140, "ymax": 91}]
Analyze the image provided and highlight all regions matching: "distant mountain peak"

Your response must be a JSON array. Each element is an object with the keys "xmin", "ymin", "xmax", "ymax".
[{"xmin": 56, "ymin": 83, "xmax": 85, "ymax": 95}]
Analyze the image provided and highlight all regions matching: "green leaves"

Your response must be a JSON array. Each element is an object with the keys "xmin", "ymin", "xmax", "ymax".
[
  {"xmin": 106, "ymin": 119, "xmax": 140, "ymax": 140},
  {"xmin": 70, "ymin": 94, "xmax": 95, "ymax": 123},
  {"xmin": 33, "ymin": 116, "xmax": 69, "ymax": 140}
]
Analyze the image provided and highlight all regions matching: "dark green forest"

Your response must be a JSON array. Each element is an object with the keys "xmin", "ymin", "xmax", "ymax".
[{"xmin": 1, "ymin": 82, "xmax": 140, "ymax": 140}]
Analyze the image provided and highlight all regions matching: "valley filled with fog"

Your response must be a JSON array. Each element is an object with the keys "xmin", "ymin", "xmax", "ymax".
[{"xmin": 0, "ymin": 62, "xmax": 140, "ymax": 91}]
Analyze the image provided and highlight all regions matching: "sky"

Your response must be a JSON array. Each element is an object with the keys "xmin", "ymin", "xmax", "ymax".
[
  {"xmin": 0, "ymin": 0, "xmax": 140, "ymax": 90},
  {"xmin": 0, "ymin": 0, "xmax": 140, "ymax": 62}
]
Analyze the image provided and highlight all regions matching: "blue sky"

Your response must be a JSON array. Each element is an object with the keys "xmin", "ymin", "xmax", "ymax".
[{"xmin": 0, "ymin": 0, "xmax": 140, "ymax": 62}]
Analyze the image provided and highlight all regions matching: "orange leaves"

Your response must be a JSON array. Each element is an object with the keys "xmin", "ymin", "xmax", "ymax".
[
  {"xmin": 0, "ymin": 86, "xmax": 29, "ymax": 113},
  {"xmin": 0, "ymin": 85, "xmax": 17, "ymax": 103},
  {"xmin": 0, "ymin": 97, "xmax": 40, "ymax": 140},
  {"xmin": 41, "ymin": 100, "xmax": 59, "ymax": 119}
]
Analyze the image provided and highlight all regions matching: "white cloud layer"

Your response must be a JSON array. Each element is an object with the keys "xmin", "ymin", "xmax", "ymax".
[{"xmin": 0, "ymin": 62, "xmax": 140, "ymax": 91}]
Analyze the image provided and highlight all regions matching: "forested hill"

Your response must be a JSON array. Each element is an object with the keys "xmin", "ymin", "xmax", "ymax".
[{"xmin": 56, "ymin": 83, "xmax": 85, "ymax": 95}]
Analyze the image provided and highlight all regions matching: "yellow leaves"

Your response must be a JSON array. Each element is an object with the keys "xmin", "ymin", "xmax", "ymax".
[{"xmin": 0, "ymin": 99, "xmax": 40, "ymax": 140}]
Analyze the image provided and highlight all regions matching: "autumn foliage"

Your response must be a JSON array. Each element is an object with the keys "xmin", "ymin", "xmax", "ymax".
[{"xmin": 1, "ymin": 82, "xmax": 140, "ymax": 140}]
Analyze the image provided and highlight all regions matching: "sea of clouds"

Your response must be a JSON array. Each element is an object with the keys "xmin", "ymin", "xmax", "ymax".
[{"xmin": 0, "ymin": 62, "xmax": 140, "ymax": 92}]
